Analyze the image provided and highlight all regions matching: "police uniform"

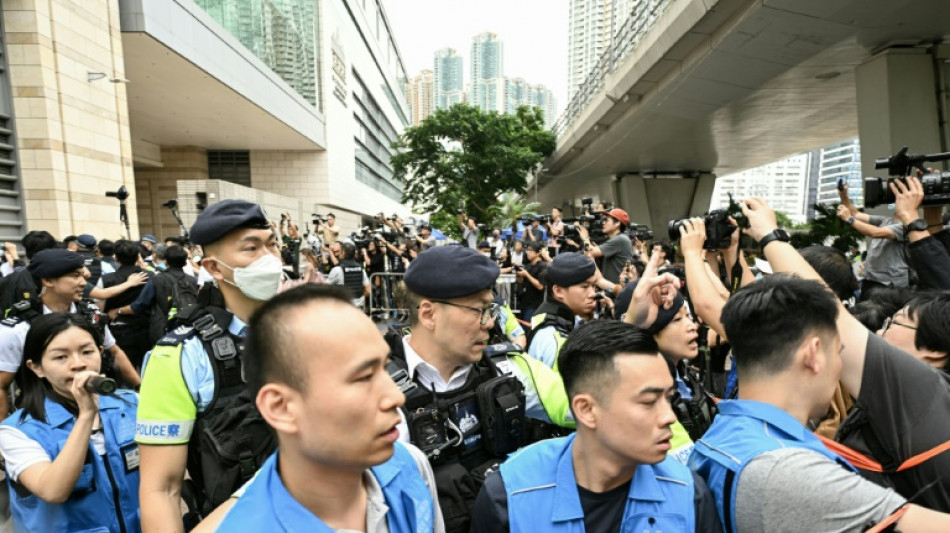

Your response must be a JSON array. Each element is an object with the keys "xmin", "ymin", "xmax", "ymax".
[
  {"xmin": 391, "ymin": 246, "xmax": 574, "ymax": 533},
  {"xmin": 0, "ymin": 250, "xmax": 117, "ymax": 376},
  {"xmin": 134, "ymin": 200, "xmax": 277, "ymax": 516},
  {"xmin": 526, "ymin": 252, "xmax": 594, "ymax": 369},
  {"xmin": 76, "ymin": 234, "xmax": 115, "ymax": 298}
]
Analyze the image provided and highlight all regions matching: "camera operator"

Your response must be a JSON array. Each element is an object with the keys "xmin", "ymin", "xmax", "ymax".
[
  {"xmin": 523, "ymin": 217, "xmax": 545, "ymax": 244},
  {"xmin": 836, "ymin": 182, "xmax": 910, "ymax": 299},
  {"xmin": 458, "ymin": 213, "xmax": 479, "ymax": 248},
  {"xmin": 577, "ymin": 208, "xmax": 634, "ymax": 284},
  {"xmin": 328, "ymin": 242, "xmax": 370, "ymax": 309},
  {"xmin": 890, "ymin": 175, "xmax": 950, "ymax": 290},
  {"xmin": 545, "ymin": 207, "xmax": 564, "ymax": 256},
  {"xmin": 415, "ymin": 224, "xmax": 436, "ymax": 250},
  {"xmin": 278, "ymin": 212, "xmax": 302, "ymax": 276},
  {"xmin": 515, "ymin": 242, "xmax": 547, "ymax": 322},
  {"xmin": 315, "ymin": 212, "xmax": 340, "ymax": 245},
  {"xmin": 487, "ymin": 230, "xmax": 505, "ymax": 257}
]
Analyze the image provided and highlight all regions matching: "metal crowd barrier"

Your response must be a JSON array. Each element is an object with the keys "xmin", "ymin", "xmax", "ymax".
[{"xmin": 368, "ymin": 272, "xmax": 522, "ymax": 324}]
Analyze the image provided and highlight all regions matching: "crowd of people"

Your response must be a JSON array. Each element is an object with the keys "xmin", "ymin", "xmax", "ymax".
[{"xmin": 0, "ymin": 173, "xmax": 948, "ymax": 532}]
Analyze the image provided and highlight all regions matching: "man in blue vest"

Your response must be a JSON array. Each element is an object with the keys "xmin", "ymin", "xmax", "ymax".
[
  {"xmin": 471, "ymin": 319, "xmax": 721, "ymax": 532},
  {"xmin": 689, "ymin": 197, "xmax": 950, "ymax": 532},
  {"xmin": 195, "ymin": 284, "xmax": 444, "ymax": 532}
]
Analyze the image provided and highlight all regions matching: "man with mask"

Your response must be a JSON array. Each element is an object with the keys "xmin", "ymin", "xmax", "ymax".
[
  {"xmin": 476, "ymin": 240, "xmax": 493, "ymax": 259},
  {"xmin": 137, "ymin": 200, "xmax": 283, "ymax": 532},
  {"xmin": 527, "ymin": 252, "xmax": 597, "ymax": 369},
  {"xmin": 488, "ymin": 231, "xmax": 505, "ymax": 257}
]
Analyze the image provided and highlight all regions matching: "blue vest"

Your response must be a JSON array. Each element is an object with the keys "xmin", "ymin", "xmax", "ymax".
[
  {"xmin": 688, "ymin": 400, "xmax": 857, "ymax": 533},
  {"xmin": 219, "ymin": 442, "xmax": 435, "ymax": 532},
  {"xmin": 500, "ymin": 434, "xmax": 696, "ymax": 532},
  {"xmin": 2, "ymin": 392, "xmax": 141, "ymax": 533}
]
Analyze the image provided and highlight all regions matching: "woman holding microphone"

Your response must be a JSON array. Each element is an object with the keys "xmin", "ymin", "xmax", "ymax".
[{"xmin": 0, "ymin": 313, "xmax": 140, "ymax": 532}]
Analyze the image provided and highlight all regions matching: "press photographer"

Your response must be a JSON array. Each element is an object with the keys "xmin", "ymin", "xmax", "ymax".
[{"xmin": 577, "ymin": 207, "xmax": 635, "ymax": 284}]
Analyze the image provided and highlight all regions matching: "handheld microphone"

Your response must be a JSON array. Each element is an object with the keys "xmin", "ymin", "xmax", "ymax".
[{"xmin": 84, "ymin": 376, "xmax": 118, "ymax": 395}]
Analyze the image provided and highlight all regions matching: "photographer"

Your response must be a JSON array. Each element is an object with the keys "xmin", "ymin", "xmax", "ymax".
[
  {"xmin": 545, "ymin": 207, "xmax": 564, "ymax": 255},
  {"xmin": 837, "ymin": 183, "xmax": 910, "ymax": 299},
  {"xmin": 510, "ymin": 239, "xmax": 525, "ymax": 267},
  {"xmin": 315, "ymin": 213, "xmax": 340, "ymax": 245},
  {"xmin": 415, "ymin": 224, "xmax": 436, "ymax": 250},
  {"xmin": 458, "ymin": 213, "xmax": 479, "ymax": 248},
  {"xmin": 577, "ymin": 208, "xmax": 634, "ymax": 284},
  {"xmin": 515, "ymin": 242, "xmax": 547, "ymax": 322},
  {"xmin": 487, "ymin": 230, "xmax": 505, "ymax": 257},
  {"xmin": 891, "ymin": 175, "xmax": 950, "ymax": 290},
  {"xmin": 279, "ymin": 212, "xmax": 302, "ymax": 277},
  {"xmin": 523, "ymin": 217, "xmax": 545, "ymax": 244}
]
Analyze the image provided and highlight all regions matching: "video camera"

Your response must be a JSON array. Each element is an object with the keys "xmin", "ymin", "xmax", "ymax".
[
  {"xmin": 864, "ymin": 146, "xmax": 950, "ymax": 207},
  {"xmin": 628, "ymin": 224, "xmax": 653, "ymax": 242},
  {"xmin": 106, "ymin": 186, "xmax": 129, "ymax": 201},
  {"xmin": 312, "ymin": 213, "xmax": 326, "ymax": 225}
]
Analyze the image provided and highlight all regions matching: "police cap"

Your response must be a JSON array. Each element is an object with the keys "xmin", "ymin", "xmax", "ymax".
[
  {"xmin": 546, "ymin": 252, "xmax": 596, "ymax": 287},
  {"xmin": 76, "ymin": 234, "xmax": 96, "ymax": 249},
  {"xmin": 190, "ymin": 200, "xmax": 270, "ymax": 246},
  {"xmin": 404, "ymin": 245, "xmax": 499, "ymax": 299},
  {"xmin": 28, "ymin": 249, "xmax": 85, "ymax": 279}
]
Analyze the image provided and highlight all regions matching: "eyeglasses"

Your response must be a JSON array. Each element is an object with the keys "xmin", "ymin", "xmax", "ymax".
[
  {"xmin": 431, "ymin": 300, "xmax": 499, "ymax": 326},
  {"xmin": 881, "ymin": 316, "xmax": 917, "ymax": 335}
]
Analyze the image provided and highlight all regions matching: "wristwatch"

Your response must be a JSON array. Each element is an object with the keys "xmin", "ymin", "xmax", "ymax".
[
  {"xmin": 904, "ymin": 218, "xmax": 928, "ymax": 233},
  {"xmin": 846, "ymin": 216, "xmax": 855, "ymax": 225},
  {"xmin": 758, "ymin": 229, "xmax": 791, "ymax": 250}
]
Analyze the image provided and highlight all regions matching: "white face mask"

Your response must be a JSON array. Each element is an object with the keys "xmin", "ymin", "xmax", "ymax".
[
  {"xmin": 480, "ymin": 251, "xmax": 491, "ymax": 258},
  {"xmin": 214, "ymin": 254, "xmax": 283, "ymax": 301}
]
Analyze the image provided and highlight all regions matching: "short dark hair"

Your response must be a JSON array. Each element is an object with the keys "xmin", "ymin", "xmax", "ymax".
[
  {"xmin": 63, "ymin": 235, "xmax": 78, "ymax": 246},
  {"xmin": 327, "ymin": 212, "xmax": 336, "ymax": 219},
  {"xmin": 164, "ymin": 237, "xmax": 183, "ymax": 246},
  {"xmin": 341, "ymin": 242, "xmax": 357, "ymax": 260},
  {"xmin": 800, "ymin": 246, "xmax": 858, "ymax": 301},
  {"xmin": 97, "ymin": 239, "xmax": 115, "ymax": 257},
  {"xmin": 245, "ymin": 285, "xmax": 353, "ymax": 397},
  {"xmin": 114, "ymin": 240, "xmax": 141, "ymax": 266},
  {"xmin": 721, "ymin": 274, "xmax": 838, "ymax": 378},
  {"xmin": 22, "ymin": 231, "xmax": 56, "ymax": 259},
  {"xmin": 852, "ymin": 301, "xmax": 892, "ymax": 332},
  {"xmin": 559, "ymin": 320, "xmax": 659, "ymax": 408},
  {"xmin": 906, "ymin": 293, "xmax": 950, "ymax": 370},
  {"xmin": 165, "ymin": 245, "xmax": 188, "ymax": 269}
]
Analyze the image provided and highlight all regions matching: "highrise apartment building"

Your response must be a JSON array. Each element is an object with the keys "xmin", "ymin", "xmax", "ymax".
[
  {"xmin": 406, "ymin": 70, "xmax": 434, "ymax": 125},
  {"xmin": 433, "ymin": 48, "xmax": 464, "ymax": 110},
  {"xmin": 814, "ymin": 139, "xmax": 863, "ymax": 209},
  {"xmin": 471, "ymin": 32, "xmax": 504, "ymax": 112}
]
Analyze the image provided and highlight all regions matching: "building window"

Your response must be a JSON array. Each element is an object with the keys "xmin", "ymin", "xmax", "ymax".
[
  {"xmin": 208, "ymin": 150, "xmax": 251, "ymax": 188},
  {"xmin": 352, "ymin": 70, "xmax": 402, "ymax": 201}
]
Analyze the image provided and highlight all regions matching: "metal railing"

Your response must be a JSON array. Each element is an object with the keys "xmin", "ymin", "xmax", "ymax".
[
  {"xmin": 367, "ymin": 272, "xmax": 523, "ymax": 323},
  {"xmin": 552, "ymin": 0, "xmax": 673, "ymax": 138}
]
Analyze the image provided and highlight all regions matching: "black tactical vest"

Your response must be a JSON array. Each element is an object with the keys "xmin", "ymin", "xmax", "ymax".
[{"xmin": 340, "ymin": 259, "xmax": 364, "ymax": 299}]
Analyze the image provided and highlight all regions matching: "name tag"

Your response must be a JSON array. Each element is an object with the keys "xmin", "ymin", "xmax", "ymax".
[{"xmin": 122, "ymin": 444, "xmax": 140, "ymax": 473}]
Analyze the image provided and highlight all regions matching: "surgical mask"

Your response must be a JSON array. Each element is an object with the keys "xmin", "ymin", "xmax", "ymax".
[
  {"xmin": 481, "ymin": 252, "xmax": 491, "ymax": 258},
  {"xmin": 193, "ymin": 255, "xmax": 202, "ymax": 263},
  {"xmin": 214, "ymin": 254, "xmax": 283, "ymax": 301}
]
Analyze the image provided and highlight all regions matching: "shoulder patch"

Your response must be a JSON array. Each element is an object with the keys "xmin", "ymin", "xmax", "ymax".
[
  {"xmin": 1, "ymin": 316, "xmax": 25, "ymax": 328},
  {"xmin": 156, "ymin": 325, "xmax": 197, "ymax": 346}
]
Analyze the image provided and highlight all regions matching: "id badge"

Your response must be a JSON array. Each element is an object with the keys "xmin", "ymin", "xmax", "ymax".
[{"xmin": 121, "ymin": 443, "xmax": 140, "ymax": 473}]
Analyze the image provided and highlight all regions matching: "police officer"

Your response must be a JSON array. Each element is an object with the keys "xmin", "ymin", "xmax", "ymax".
[
  {"xmin": 136, "ymin": 200, "xmax": 281, "ymax": 532},
  {"xmin": 327, "ymin": 242, "xmax": 370, "ymax": 308},
  {"xmin": 192, "ymin": 285, "xmax": 445, "ymax": 532},
  {"xmin": 527, "ymin": 252, "xmax": 597, "ymax": 369},
  {"xmin": 0, "ymin": 249, "xmax": 140, "ymax": 417},
  {"xmin": 471, "ymin": 320, "xmax": 722, "ymax": 532},
  {"xmin": 75, "ymin": 234, "xmax": 115, "ymax": 298},
  {"xmin": 393, "ymin": 245, "xmax": 574, "ymax": 533}
]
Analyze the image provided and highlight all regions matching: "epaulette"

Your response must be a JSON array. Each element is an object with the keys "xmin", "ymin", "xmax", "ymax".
[
  {"xmin": 1, "ymin": 315, "xmax": 26, "ymax": 328},
  {"xmin": 156, "ymin": 324, "xmax": 198, "ymax": 346}
]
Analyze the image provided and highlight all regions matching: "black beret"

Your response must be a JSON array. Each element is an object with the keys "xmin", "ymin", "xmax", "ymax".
[
  {"xmin": 404, "ymin": 245, "xmax": 499, "ymax": 299},
  {"xmin": 190, "ymin": 200, "xmax": 270, "ymax": 245},
  {"xmin": 546, "ymin": 252, "xmax": 596, "ymax": 287},
  {"xmin": 28, "ymin": 249, "xmax": 85, "ymax": 278}
]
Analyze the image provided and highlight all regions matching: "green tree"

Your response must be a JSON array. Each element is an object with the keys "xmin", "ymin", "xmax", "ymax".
[
  {"xmin": 788, "ymin": 203, "xmax": 862, "ymax": 252},
  {"xmin": 489, "ymin": 192, "xmax": 541, "ymax": 231},
  {"xmin": 391, "ymin": 104, "xmax": 556, "ymax": 231}
]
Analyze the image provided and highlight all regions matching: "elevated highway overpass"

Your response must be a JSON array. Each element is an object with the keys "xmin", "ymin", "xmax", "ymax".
[{"xmin": 536, "ymin": 0, "xmax": 950, "ymax": 232}]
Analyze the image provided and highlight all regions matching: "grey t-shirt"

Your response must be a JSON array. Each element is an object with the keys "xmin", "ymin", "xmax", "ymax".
[
  {"xmin": 863, "ymin": 215, "xmax": 909, "ymax": 287},
  {"xmin": 461, "ymin": 224, "xmax": 479, "ymax": 248},
  {"xmin": 736, "ymin": 448, "xmax": 906, "ymax": 533},
  {"xmin": 598, "ymin": 234, "xmax": 634, "ymax": 283}
]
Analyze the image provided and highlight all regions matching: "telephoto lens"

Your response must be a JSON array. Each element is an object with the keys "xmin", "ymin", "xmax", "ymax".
[{"xmin": 84, "ymin": 375, "xmax": 118, "ymax": 395}]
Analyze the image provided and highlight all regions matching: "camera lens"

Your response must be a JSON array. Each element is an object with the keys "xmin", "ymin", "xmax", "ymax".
[{"xmin": 667, "ymin": 220, "xmax": 685, "ymax": 241}]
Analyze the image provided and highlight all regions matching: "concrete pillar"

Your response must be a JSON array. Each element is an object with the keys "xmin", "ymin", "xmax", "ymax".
[
  {"xmin": 615, "ymin": 173, "xmax": 717, "ymax": 240},
  {"xmin": 855, "ymin": 48, "xmax": 944, "ymax": 193}
]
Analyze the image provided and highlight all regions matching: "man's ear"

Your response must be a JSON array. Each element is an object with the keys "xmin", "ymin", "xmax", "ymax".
[
  {"xmin": 257, "ymin": 384, "xmax": 299, "ymax": 436},
  {"xmin": 417, "ymin": 299, "xmax": 438, "ymax": 331},
  {"xmin": 800, "ymin": 336, "xmax": 822, "ymax": 375},
  {"xmin": 571, "ymin": 392, "xmax": 599, "ymax": 430}
]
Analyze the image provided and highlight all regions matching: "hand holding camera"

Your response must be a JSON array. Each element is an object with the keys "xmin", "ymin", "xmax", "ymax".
[{"xmin": 740, "ymin": 198, "xmax": 778, "ymax": 243}]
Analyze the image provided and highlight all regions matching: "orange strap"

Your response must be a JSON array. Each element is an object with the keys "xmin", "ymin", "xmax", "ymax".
[
  {"xmin": 865, "ymin": 504, "xmax": 909, "ymax": 533},
  {"xmin": 818, "ymin": 435, "xmax": 950, "ymax": 473}
]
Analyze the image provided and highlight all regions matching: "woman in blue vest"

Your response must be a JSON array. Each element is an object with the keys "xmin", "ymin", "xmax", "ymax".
[{"xmin": 0, "ymin": 313, "xmax": 140, "ymax": 533}]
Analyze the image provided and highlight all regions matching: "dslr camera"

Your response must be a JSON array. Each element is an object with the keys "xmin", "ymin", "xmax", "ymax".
[
  {"xmin": 668, "ymin": 209, "xmax": 737, "ymax": 250},
  {"xmin": 628, "ymin": 224, "xmax": 653, "ymax": 242}
]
